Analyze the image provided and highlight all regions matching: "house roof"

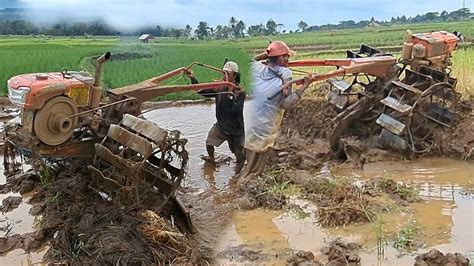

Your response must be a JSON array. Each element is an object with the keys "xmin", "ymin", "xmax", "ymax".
[{"xmin": 139, "ymin": 34, "xmax": 152, "ymax": 40}]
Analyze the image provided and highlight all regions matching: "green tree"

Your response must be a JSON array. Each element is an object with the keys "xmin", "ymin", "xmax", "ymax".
[
  {"xmin": 235, "ymin": 20, "xmax": 246, "ymax": 38},
  {"xmin": 229, "ymin": 16, "xmax": 237, "ymax": 38},
  {"xmin": 184, "ymin": 24, "xmax": 192, "ymax": 38},
  {"xmin": 425, "ymin": 12, "xmax": 439, "ymax": 21},
  {"xmin": 214, "ymin": 25, "xmax": 230, "ymax": 39},
  {"xmin": 171, "ymin": 28, "xmax": 182, "ymax": 39},
  {"xmin": 297, "ymin": 20, "xmax": 308, "ymax": 32},
  {"xmin": 194, "ymin": 21, "xmax": 210, "ymax": 40},
  {"xmin": 265, "ymin": 19, "xmax": 277, "ymax": 35},
  {"xmin": 247, "ymin": 24, "xmax": 265, "ymax": 37},
  {"xmin": 440, "ymin": 10, "xmax": 449, "ymax": 21}
]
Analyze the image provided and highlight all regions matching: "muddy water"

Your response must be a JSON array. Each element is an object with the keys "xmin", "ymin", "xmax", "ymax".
[
  {"xmin": 145, "ymin": 103, "xmax": 473, "ymax": 264},
  {"xmin": 0, "ymin": 156, "xmax": 46, "ymax": 264},
  {"xmin": 354, "ymin": 159, "xmax": 474, "ymax": 254},
  {"xmin": 216, "ymin": 159, "xmax": 474, "ymax": 265},
  {"xmin": 144, "ymin": 102, "xmax": 253, "ymax": 190},
  {"xmin": 1, "ymin": 102, "xmax": 473, "ymax": 264}
]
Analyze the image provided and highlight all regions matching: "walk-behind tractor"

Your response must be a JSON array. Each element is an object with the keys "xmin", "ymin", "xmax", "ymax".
[
  {"xmin": 284, "ymin": 30, "xmax": 460, "ymax": 153},
  {"xmin": 4, "ymin": 53, "xmax": 239, "ymax": 231},
  {"xmin": 2, "ymin": 30, "xmax": 461, "ymax": 230}
]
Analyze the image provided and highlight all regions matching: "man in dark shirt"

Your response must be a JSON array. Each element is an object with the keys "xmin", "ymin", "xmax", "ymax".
[{"xmin": 185, "ymin": 61, "xmax": 246, "ymax": 174}]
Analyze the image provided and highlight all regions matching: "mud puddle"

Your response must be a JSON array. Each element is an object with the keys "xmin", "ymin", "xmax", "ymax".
[
  {"xmin": 1, "ymin": 99, "xmax": 473, "ymax": 264},
  {"xmin": 218, "ymin": 159, "xmax": 474, "ymax": 264},
  {"xmin": 0, "ymin": 160, "xmax": 46, "ymax": 264},
  {"xmin": 144, "ymin": 102, "xmax": 254, "ymax": 190}
]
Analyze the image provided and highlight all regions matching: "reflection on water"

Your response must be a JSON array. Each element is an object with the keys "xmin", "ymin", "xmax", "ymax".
[
  {"xmin": 144, "ymin": 102, "xmax": 253, "ymax": 190},
  {"xmin": 218, "ymin": 158, "xmax": 474, "ymax": 264}
]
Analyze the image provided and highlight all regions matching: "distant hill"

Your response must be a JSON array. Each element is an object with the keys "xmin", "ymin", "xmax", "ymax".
[{"xmin": 0, "ymin": 8, "xmax": 27, "ymax": 21}]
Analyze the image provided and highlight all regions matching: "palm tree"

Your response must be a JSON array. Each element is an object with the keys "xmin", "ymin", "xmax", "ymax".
[
  {"xmin": 184, "ymin": 24, "xmax": 192, "ymax": 38},
  {"xmin": 235, "ymin": 20, "xmax": 246, "ymax": 38},
  {"xmin": 265, "ymin": 19, "xmax": 277, "ymax": 35},
  {"xmin": 195, "ymin": 21, "xmax": 209, "ymax": 40},
  {"xmin": 229, "ymin": 16, "xmax": 238, "ymax": 38}
]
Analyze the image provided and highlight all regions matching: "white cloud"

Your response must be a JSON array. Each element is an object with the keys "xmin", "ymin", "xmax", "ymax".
[{"xmin": 16, "ymin": 0, "xmax": 474, "ymax": 30}]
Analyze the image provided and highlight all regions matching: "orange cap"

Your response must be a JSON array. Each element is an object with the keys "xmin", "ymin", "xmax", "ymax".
[{"xmin": 266, "ymin": 41, "xmax": 295, "ymax": 57}]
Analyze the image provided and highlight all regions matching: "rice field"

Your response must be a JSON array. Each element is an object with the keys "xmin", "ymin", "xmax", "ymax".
[
  {"xmin": 0, "ymin": 37, "xmax": 251, "ymax": 99},
  {"xmin": 0, "ymin": 20, "xmax": 472, "ymax": 99}
]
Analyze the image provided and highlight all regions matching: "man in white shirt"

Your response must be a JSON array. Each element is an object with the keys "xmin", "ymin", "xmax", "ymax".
[{"xmin": 241, "ymin": 41, "xmax": 312, "ymax": 176}]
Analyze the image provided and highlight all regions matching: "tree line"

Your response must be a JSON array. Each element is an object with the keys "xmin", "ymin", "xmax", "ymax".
[{"xmin": 0, "ymin": 8, "xmax": 471, "ymax": 38}]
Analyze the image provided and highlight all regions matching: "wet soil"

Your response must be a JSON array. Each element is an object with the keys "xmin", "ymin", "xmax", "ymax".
[
  {"xmin": 415, "ymin": 249, "xmax": 470, "ymax": 266},
  {"xmin": 1, "ymin": 96, "xmax": 473, "ymax": 265},
  {"xmin": 0, "ymin": 165, "xmax": 204, "ymax": 264},
  {"xmin": 0, "ymin": 196, "xmax": 22, "ymax": 213},
  {"xmin": 302, "ymin": 177, "xmax": 374, "ymax": 227}
]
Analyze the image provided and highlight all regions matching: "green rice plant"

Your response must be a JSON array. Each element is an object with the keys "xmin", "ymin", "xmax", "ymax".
[
  {"xmin": 260, "ymin": 168, "xmax": 300, "ymax": 197},
  {"xmin": 371, "ymin": 213, "xmax": 387, "ymax": 265},
  {"xmin": 452, "ymin": 47, "xmax": 474, "ymax": 99},
  {"xmin": 38, "ymin": 164, "xmax": 54, "ymax": 186},
  {"xmin": 393, "ymin": 221, "xmax": 422, "ymax": 253}
]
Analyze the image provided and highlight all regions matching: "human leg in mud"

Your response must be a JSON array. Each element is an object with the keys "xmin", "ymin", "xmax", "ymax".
[
  {"xmin": 203, "ymin": 124, "xmax": 225, "ymax": 163},
  {"xmin": 239, "ymin": 148, "xmax": 269, "ymax": 177},
  {"xmin": 227, "ymin": 134, "xmax": 245, "ymax": 174}
]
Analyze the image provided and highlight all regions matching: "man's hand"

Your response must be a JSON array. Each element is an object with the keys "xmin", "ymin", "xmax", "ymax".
[
  {"xmin": 302, "ymin": 75, "xmax": 313, "ymax": 89},
  {"xmin": 234, "ymin": 86, "xmax": 244, "ymax": 95},
  {"xmin": 253, "ymin": 52, "xmax": 269, "ymax": 61},
  {"xmin": 184, "ymin": 69, "xmax": 194, "ymax": 78}
]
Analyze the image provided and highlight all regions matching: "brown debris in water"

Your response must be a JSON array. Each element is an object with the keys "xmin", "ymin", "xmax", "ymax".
[
  {"xmin": 218, "ymin": 244, "xmax": 268, "ymax": 262},
  {"xmin": 287, "ymin": 250, "xmax": 323, "ymax": 266},
  {"xmin": 0, "ymin": 196, "xmax": 22, "ymax": 213},
  {"xmin": 364, "ymin": 177, "xmax": 420, "ymax": 205},
  {"xmin": 0, "ymin": 171, "xmax": 37, "ymax": 195},
  {"xmin": 0, "ymin": 230, "xmax": 46, "ymax": 254},
  {"xmin": 414, "ymin": 248, "xmax": 469, "ymax": 266},
  {"xmin": 303, "ymin": 178, "xmax": 373, "ymax": 227},
  {"xmin": 321, "ymin": 240, "xmax": 361, "ymax": 266},
  {"xmin": 237, "ymin": 172, "xmax": 287, "ymax": 210}
]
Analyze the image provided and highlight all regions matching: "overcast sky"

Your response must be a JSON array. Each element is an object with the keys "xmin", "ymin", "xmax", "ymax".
[{"xmin": 3, "ymin": 0, "xmax": 473, "ymax": 30}]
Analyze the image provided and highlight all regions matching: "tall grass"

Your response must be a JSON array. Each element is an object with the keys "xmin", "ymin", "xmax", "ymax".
[{"xmin": 452, "ymin": 48, "xmax": 474, "ymax": 98}]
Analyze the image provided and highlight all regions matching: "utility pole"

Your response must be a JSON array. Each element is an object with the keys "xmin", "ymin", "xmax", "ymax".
[{"xmin": 463, "ymin": 0, "xmax": 466, "ymax": 8}]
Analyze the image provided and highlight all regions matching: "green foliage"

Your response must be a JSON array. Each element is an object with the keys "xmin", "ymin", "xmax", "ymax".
[
  {"xmin": 1, "ymin": 21, "xmax": 472, "ymax": 99},
  {"xmin": 38, "ymin": 164, "xmax": 54, "ymax": 186},
  {"xmin": 393, "ymin": 222, "xmax": 422, "ymax": 253},
  {"xmin": 261, "ymin": 168, "xmax": 299, "ymax": 197},
  {"xmin": 0, "ymin": 37, "xmax": 251, "ymax": 100}
]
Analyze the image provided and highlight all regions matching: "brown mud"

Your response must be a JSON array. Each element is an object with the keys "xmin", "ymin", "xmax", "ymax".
[
  {"xmin": 0, "ymin": 196, "xmax": 22, "ymax": 213},
  {"xmin": 0, "ymin": 165, "xmax": 205, "ymax": 264},
  {"xmin": 234, "ymin": 92, "xmax": 473, "ymax": 263},
  {"xmin": 303, "ymin": 177, "xmax": 374, "ymax": 227},
  {"xmin": 1, "ymin": 96, "xmax": 473, "ymax": 264},
  {"xmin": 415, "ymin": 249, "xmax": 470, "ymax": 266}
]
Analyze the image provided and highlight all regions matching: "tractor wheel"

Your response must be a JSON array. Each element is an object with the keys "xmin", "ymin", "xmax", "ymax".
[
  {"xmin": 34, "ymin": 96, "xmax": 78, "ymax": 146},
  {"xmin": 406, "ymin": 82, "xmax": 458, "ymax": 153}
]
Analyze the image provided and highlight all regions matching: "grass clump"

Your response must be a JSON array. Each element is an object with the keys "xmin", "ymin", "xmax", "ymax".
[
  {"xmin": 303, "ymin": 177, "xmax": 375, "ymax": 227},
  {"xmin": 378, "ymin": 175, "xmax": 419, "ymax": 203},
  {"xmin": 393, "ymin": 221, "xmax": 423, "ymax": 253}
]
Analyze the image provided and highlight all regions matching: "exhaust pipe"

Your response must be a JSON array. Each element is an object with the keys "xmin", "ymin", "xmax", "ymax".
[
  {"xmin": 90, "ymin": 52, "xmax": 111, "ymax": 108},
  {"xmin": 93, "ymin": 52, "xmax": 111, "ymax": 87}
]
